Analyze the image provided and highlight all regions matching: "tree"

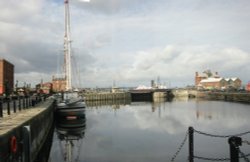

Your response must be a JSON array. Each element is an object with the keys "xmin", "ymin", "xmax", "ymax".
[{"xmin": 203, "ymin": 69, "xmax": 212, "ymax": 77}]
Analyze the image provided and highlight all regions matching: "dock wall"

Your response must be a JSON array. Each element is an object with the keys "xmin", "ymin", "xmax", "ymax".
[
  {"xmin": 83, "ymin": 90, "xmax": 250, "ymax": 104},
  {"xmin": 197, "ymin": 92, "xmax": 250, "ymax": 103},
  {"xmin": 0, "ymin": 99, "xmax": 55, "ymax": 162},
  {"xmin": 84, "ymin": 92, "xmax": 131, "ymax": 101}
]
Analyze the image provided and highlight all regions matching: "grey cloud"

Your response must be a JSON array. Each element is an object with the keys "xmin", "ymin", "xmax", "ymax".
[
  {"xmin": 72, "ymin": 0, "xmax": 158, "ymax": 14},
  {"xmin": 1, "ymin": 0, "xmax": 250, "ymax": 87}
]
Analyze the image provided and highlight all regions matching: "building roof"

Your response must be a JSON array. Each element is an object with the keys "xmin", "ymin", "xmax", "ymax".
[
  {"xmin": 197, "ymin": 73, "xmax": 208, "ymax": 77},
  {"xmin": 231, "ymin": 77, "xmax": 239, "ymax": 81},
  {"xmin": 225, "ymin": 78, "xmax": 240, "ymax": 81},
  {"xmin": 200, "ymin": 77, "xmax": 224, "ymax": 83}
]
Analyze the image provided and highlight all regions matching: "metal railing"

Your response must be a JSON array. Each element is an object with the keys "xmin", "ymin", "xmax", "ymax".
[
  {"xmin": 171, "ymin": 126, "xmax": 250, "ymax": 162},
  {"xmin": 0, "ymin": 95, "xmax": 48, "ymax": 118}
]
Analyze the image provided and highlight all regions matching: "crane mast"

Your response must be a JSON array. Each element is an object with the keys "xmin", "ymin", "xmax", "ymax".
[{"xmin": 64, "ymin": 0, "xmax": 72, "ymax": 91}]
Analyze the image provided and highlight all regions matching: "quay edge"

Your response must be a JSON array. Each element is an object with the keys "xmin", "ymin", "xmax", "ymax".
[{"xmin": 0, "ymin": 98, "xmax": 55, "ymax": 162}]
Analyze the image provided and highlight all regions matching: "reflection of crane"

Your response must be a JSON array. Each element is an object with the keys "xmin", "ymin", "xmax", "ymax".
[
  {"xmin": 61, "ymin": 136, "xmax": 83, "ymax": 162},
  {"xmin": 64, "ymin": 140, "xmax": 72, "ymax": 162},
  {"xmin": 57, "ymin": 125, "xmax": 85, "ymax": 162}
]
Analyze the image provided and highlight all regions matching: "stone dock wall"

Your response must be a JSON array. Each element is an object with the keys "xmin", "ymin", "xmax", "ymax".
[
  {"xmin": 0, "ymin": 98, "xmax": 55, "ymax": 162},
  {"xmin": 84, "ymin": 92, "xmax": 131, "ymax": 101},
  {"xmin": 197, "ymin": 91, "xmax": 250, "ymax": 103},
  {"xmin": 83, "ymin": 90, "xmax": 250, "ymax": 104}
]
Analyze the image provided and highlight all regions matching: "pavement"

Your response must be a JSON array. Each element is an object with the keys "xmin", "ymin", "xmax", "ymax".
[{"xmin": 0, "ymin": 99, "xmax": 54, "ymax": 136}]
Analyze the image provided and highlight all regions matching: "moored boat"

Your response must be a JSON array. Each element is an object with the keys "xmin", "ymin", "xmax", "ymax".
[
  {"xmin": 56, "ymin": 91, "xmax": 85, "ymax": 118},
  {"xmin": 55, "ymin": 0, "xmax": 85, "ymax": 118}
]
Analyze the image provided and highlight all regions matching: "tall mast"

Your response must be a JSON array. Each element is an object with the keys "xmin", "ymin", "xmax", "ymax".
[{"xmin": 64, "ymin": 0, "xmax": 72, "ymax": 91}]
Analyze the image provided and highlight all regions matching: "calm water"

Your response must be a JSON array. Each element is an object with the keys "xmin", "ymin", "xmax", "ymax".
[{"xmin": 49, "ymin": 99, "xmax": 250, "ymax": 162}]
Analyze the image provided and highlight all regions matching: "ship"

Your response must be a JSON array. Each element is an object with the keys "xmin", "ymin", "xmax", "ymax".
[{"xmin": 56, "ymin": 0, "xmax": 85, "ymax": 119}]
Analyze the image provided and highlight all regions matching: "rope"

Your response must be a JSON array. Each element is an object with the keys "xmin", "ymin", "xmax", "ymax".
[
  {"xmin": 171, "ymin": 130, "xmax": 189, "ymax": 161},
  {"xmin": 194, "ymin": 155, "xmax": 230, "ymax": 161},
  {"xmin": 194, "ymin": 128, "xmax": 250, "ymax": 138}
]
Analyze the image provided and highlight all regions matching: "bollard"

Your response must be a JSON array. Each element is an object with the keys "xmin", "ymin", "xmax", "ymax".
[
  {"xmin": 0, "ymin": 101, "xmax": 3, "ymax": 117},
  {"xmin": 18, "ymin": 97, "xmax": 21, "ymax": 111},
  {"xmin": 7, "ymin": 100, "xmax": 10, "ymax": 115},
  {"xmin": 31, "ymin": 98, "xmax": 35, "ymax": 107},
  {"xmin": 25, "ymin": 98, "xmax": 28, "ymax": 108},
  {"xmin": 13, "ymin": 100, "xmax": 16, "ymax": 113},
  {"xmin": 23, "ymin": 98, "xmax": 25, "ymax": 109},
  {"xmin": 28, "ymin": 97, "xmax": 31, "ymax": 107},
  {"xmin": 26, "ymin": 97, "xmax": 28, "ymax": 108},
  {"xmin": 228, "ymin": 136, "xmax": 242, "ymax": 162},
  {"xmin": 188, "ymin": 127, "xmax": 194, "ymax": 162}
]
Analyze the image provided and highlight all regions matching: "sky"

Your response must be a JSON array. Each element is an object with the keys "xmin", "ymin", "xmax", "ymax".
[{"xmin": 1, "ymin": 0, "xmax": 250, "ymax": 88}]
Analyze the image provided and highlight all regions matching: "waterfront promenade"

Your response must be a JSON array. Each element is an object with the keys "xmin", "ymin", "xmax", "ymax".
[
  {"xmin": 0, "ymin": 98, "xmax": 52, "ymax": 135},
  {"xmin": 0, "ymin": 96, "xmax": 55, "ymax": 162}
]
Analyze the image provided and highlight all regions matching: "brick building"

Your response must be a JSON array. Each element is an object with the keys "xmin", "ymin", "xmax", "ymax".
[
  {"xmin": 199, "ymin": 78, "xmax": 227, "ymax": 90},
  {"xmin": 246, "ymin": 82, "xmax": 250, "ymax": 92},
  {"xmin": 195, "ymin": 70, "xmax": 220, "ymax": 86},
  {"xmin": 195, "ymin": 70, "xmax": 242, "ymax": 90},
  {"xmin": 36, "ymin": 82, "xmax": 53, "ymax": 94},
  {"xmin": 0, "ymin": 59, "xmax": 14, "ymax": 95},
  {"xmin": 226, "ymin": 78, "xmax": 242, "ymax": 89},
  {"xmin": 52, "ymin": 76, "xmax": 66, "ymax": 92}
]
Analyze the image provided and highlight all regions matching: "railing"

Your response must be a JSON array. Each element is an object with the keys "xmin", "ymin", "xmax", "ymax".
[
  {"xmin": 0, "ymin": 95, "xmax": 48, "ymax": 118},
  {"xmin": 171, "ymin": 126, "xmax": 250, "ymax": 162}
]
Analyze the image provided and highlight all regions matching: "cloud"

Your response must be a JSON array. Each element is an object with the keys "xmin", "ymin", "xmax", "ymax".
[
  {"xmin": 0, "ymin": 0, "xmax": 44, "ymax": 22},
  {"xmin": 1, "ymin": 0, "xmax": 250, "ymax": 87},
  {"xmin": 82, "ymin": 45, "xmax": 250, "ymax": 87},
  {"xmin": 72, "ymin": 0, "xmax": 155, "ymax": 14}
]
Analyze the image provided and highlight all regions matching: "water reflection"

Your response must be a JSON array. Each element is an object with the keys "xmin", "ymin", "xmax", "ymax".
[
  {"xmin": 53, "ymin": 112, "xmax": 86, "ymax": 162},
  {"xmin": 49, "ymin": 99, "xmax": 250, "ymax": 162},
  {"xmin": 85, "ymin": 99, "xmax": 131, "ymax": 108}
]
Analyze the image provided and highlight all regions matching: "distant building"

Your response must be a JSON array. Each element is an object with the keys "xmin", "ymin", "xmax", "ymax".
[
  {"xmin": 225, "ymin": 78, "xmax": 242, "ymax": 90},
  {"xmin": 199, "ymin": 78, "xmax": 227, "ymax": 90},
  {"xmin": 36, "ymin": 82, "xmax": 53, "ymax": 94},
  {"xmin": 52, "ymin": 76, "xmax": 66, "ymax": 92},
  {"xmin": 246, "ymin": 82, "xmax": 250, "ymax": 92},
  {"xmin": 195, "ymin": 70, "xmax": 241, "ymax": 90},
  {"xmin": 195, "ymin": 70, "xmax": 220, "ymax": 87},
  {"xmin": 0, "ymin": 59, "xmax": 14, "ymax": 95}
]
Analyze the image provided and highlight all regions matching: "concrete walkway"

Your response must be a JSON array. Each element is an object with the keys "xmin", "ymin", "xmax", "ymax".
[{"xmin": 0, "ymin": 99, "xmax": 54, "ymax": 136}]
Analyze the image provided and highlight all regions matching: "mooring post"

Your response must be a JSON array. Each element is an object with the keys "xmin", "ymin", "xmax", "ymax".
[
  {"xmin": 0, "ymin": 101, "xmax": 3, "ymax": 117},
  {"xmin": 189, "ymin": 127, "xmax": 194, "ymax": 162},
  {"xmin": 25, "ymin": 97, "xmax": 28, "ymax": 108},
  {"xmin": 7, "ymin": 100, "xmax": 10, "ymax": 115},
  {"xmin": 23, "ymin": 98, "xmax": 25, "ymax": 109},
  {"xmin": 18, "ymin": 97, "xmax": 21, "ymax": 111},
  {"xmin": 228, "ymin": 136, "xmax": 242, "ymax": 162},
  {"xmin": 13, "ymin": 99, "xmax": 16, "ymax": 113},
  {"xmin": 29, "ymin": 97, "xmax": 32, "ymax": 107}
]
